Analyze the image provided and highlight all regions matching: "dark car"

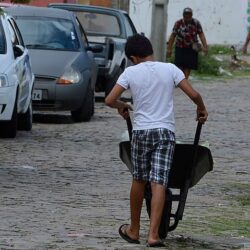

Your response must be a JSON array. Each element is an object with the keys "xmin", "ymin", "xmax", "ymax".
[
  {"xmin": 6, "ymin": 6, "xmax": 101, "ymax": 122},
  {"xmin": 49, "ymin": 3, "xmax": 137, "ymax": 96}
]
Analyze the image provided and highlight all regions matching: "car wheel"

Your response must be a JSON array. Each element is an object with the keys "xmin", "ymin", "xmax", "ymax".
[
  {"xmin": 71, "ymin": 83, "xmax": 94, "ymax": 122},
  {"xmin": 105, "ymin": 67, "xmax": 123, "ymax": 97},
  {"xmin": 0, "ymin": 98, "xmax": 18, "ymax": 138},
  {"xmin": 18, "ymin": 100, "xmax": 32, "ymax": 131}
]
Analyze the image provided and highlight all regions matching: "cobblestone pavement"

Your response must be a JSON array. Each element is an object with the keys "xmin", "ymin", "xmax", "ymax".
[{"xmin": 0, "ymin": 77, "xmax": 249, "ymax": 249}]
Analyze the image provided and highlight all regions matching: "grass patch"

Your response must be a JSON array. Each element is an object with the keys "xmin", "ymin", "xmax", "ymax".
[
  {"xmin": 208, "ymin": 216, "xmax": 250, "ymax": 238},
  {"xmin": 208, "ymin": 44, "xmax": 233, "ymax": 55},
  {"xmin": 167, "ymin": 45, "xmax": 250, "ymax": 79},
  {"xmin": 223, "ymin": 182, "xmax": 250, "ymax": 206},
  {"xmin": 196, "ymin": 53, "xmax": 221, "ymax": 75},
  {"xmin": 237, "ymin": 194, "xmax": 250, "ymax": 206},
  {"xmin": 174, "ymin": 181, "xmax": 250, "ymax": 240}
]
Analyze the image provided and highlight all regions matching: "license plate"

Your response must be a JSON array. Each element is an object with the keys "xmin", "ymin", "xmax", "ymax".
[{"xmin": 32, "ymin": 89, "xmax": 42, "ymax": 101}]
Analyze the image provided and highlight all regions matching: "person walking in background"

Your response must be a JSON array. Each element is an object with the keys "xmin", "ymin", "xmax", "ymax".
[
  {"xmin": 166, "ymin": 7, "xmax": 208, "ymax": 79},
  {"xmin": 105, "ymin": 34, "xmax": 208, "ymax": 247}
]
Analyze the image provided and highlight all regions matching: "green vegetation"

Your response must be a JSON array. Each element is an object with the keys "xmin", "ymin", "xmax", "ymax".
[
  {"xmin": 196, "ymin": 52, "xmax": 221, "ymax": 76},
  {"xmin": 207, "ymin": 44, "xmax": 233, "ymax": 55},
  {"xmin": 224, "ymin": 182, "xmax": 250, "ymax": 206},
  {"xmin": 237, "ymin": 194, "xmax": 250, "ymax": 206},
  {"xmin": 196, "ymin": 45, "xmax": 250, "ymax": 78},
  {"xmin": 208, "ymin": 215, "xmax": 250, "ymax": 238},
  {"xmin": 167, "ymin": 45, "xmax": 250, "ymax": 79},
  {"xmin": 175, "ymin": 182, "xmax": 250, "ymax": 240}
]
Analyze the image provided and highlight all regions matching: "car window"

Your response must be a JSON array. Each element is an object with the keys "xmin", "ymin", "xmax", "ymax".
[
  {"xmin": 7, "ymin": 19, "xmax": 19, "ymax": 46},
  {"xmin": 14, "ymin": 16, "xmax": 80, "ymax": 51},
  {"xmin": 75, "ymin": 11, "xmax": 121, "ymax": 36},
  {"xmin": 123, "ymin": 14, "xmax": 137, "ymax": 37},
  {"xmin": 0, "ymin": 20, "xmax": 6, "ymax": 54},
  {"xmin": 8, "ymin": 18, "xmax": 24, "ymax": 46},
  {"xmin": 75, "ymin": 17, "xmax": 88, "ymax": 46}
]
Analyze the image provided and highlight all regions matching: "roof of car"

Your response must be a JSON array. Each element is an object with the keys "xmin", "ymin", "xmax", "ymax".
[
  {"xmin": 49, "ymin": 3, "xmax": 128, "ymax": 15},
  {"xmin": 6, "ymin": 5, "xmax": 74, "ymax": 19}
]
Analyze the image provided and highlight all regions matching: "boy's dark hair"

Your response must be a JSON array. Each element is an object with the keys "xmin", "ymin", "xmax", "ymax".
[{"xmin": 125, "ymin": 34, "xmax": 153, "ymax": 59}]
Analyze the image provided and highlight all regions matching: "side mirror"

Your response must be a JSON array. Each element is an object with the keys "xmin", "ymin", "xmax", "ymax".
[
  {"xmin": 13, "ymin": 45, "xmax": 24, "ymax": 58},
  {"xmin": 86, "ymin": 44, "xmax": 103, "ymax": 53}
]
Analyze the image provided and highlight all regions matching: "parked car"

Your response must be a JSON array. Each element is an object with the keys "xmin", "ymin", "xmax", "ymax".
[
  {"xmin": 49, "ymin": 3, "xmax": 137, "ymax": 96},
  {"xmin": 0, "ymin": 10, "xmax": 34, "ymax": 138},
  {"xmin": 6, "ymin": 6, "xmax": 101, "ymax": 122}
]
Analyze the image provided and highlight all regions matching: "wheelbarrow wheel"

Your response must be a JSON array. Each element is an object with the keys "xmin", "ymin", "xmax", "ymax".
[{"xmin": 144, "ymin": 184, "xmax": 172, "ymax": 239}]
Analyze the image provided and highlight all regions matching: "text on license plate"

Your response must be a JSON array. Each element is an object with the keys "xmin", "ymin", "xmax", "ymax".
[{"xmin": 32, "ymin": 89, "xmax": 42, "ymax": 101}]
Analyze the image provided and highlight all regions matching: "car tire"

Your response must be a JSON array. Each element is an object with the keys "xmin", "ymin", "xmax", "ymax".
[
  {"xmin": 71, "ymin": 83, "xmax": 94, "ymax": 122},
  {"xmin": 0, "ymin": 98, "xmax": 18, "ymax": 138},
  {"xmin": 105, "ymin": 67, "xmax": 123, "ymax": 97},
  {"xmin": 18, "ymin": 100, "xmax": 32, "ymax": 131}
]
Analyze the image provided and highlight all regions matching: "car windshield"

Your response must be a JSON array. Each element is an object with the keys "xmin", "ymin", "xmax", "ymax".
[
  {"xmin": 14, "ymin": 16, "xmax": 80, "ymax": 51},
  {"xmin": 0, "ymin": 20, "xmax": 6, "ymax": 54},
  {"xmin": 76, "ymin": 11, "xmax": 121, "ymax": 36}
]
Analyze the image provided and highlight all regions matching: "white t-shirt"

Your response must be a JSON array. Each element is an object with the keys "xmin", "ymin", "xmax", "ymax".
[{"xmin": 117, "ymin": 61, "xmax": 185, "ymax": 132}]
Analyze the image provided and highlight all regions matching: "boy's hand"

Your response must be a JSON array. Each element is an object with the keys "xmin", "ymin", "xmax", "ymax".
[
  {"xmin": 118, "ymin": 103, "xmax": 133, "ymax": 119},
  {"xmin": 197, "ymin": 108, "xmax": 208, "ymax": 124}
]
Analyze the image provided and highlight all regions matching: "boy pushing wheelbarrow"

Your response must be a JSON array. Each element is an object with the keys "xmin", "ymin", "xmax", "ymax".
[{"xmin": 105, "ymin": 34, "xmax": 208, "ymax": 247}]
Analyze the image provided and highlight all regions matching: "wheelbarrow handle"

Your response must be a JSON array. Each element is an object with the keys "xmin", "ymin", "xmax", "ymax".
[
  {"xmin": 193, "ymin": 122, "xmax": 202, "ymax": 146},
  {"xmin": 123, "ymin": 108, "xmax": 133, "ymax": 141},
  {"xmin": 126, "ymin": 116, "xmax": 133, "ymax": 141}
]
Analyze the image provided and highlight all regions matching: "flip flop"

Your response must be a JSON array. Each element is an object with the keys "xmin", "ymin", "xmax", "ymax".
[
  {"xmin": 146, "ymin": 240, "xmax": 166, "ymax": 247},
  {"xmin": 118, "ymin": 224, "xmax": 140, "ymax": 244}
]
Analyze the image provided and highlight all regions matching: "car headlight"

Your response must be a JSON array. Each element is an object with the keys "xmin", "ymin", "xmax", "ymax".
[
  {"xmin": 0, "ymin": 75, "xmax": 8, "ymax": 87},
  {"xmin": 56, "ymin": 68, "xmax": 81, "ymax": 84}
]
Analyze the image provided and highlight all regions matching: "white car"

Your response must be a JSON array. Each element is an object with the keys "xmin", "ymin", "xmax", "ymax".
[{"xmin": 0, "ymin": 10, "xmax": 34, "ymax": 138}]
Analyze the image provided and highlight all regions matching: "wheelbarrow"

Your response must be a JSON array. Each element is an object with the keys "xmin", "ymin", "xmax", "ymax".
[{"xmin": 119, "ymin": 116, "xmax": 213, "ymax": 239}]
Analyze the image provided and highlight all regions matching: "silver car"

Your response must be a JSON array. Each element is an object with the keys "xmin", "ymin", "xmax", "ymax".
[
  {"xmin": 0, "ymin": 10, "xmax": 34, "ymax": 138},
  {"xmin": 6, "ymin": 6, "xmax": 101, "ymax": 122}
]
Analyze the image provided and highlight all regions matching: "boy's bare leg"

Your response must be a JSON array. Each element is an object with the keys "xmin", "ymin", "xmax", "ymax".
[
  {"xmin": 147, "ymin": 182, "xmax": 166, "ymax": 244},
  {"xmin": 121, "ymin": 179, "xmax": 147, "ymax": 240}
]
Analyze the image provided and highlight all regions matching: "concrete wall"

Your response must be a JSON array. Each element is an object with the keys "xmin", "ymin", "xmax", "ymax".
[{"xmin": 130, "ymin": 0, "xmax": 250, "ymax": 46}]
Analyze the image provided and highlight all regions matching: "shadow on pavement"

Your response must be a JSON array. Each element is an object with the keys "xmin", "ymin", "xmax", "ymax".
[{"xmin": 33, "ymin": 113, "xmax": 73, "ymax": 124}]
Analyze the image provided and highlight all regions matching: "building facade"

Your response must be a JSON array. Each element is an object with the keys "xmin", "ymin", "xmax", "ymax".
[{"xmin": 130, "ymin": 0, "xmax": 250, "ymax": 46}]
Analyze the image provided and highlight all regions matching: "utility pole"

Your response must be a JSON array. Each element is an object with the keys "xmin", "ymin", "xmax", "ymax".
[{"xmin": 150, "ymin": 0, "xmax": 169, "ymax": 62}]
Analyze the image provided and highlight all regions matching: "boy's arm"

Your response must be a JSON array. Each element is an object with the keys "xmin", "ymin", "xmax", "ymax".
[
  {"xmin": 178, "ymin": 79, "xmax": 208, "ymax": 123},
  {"xmin": 105, "ymin": 84, "xmax": 133, "ymax": 119}
]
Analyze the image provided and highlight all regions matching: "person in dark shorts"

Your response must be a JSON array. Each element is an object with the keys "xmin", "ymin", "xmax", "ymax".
[
  {"xmin": 105, "ymin": 34, "xmax": 208, "ymax": 247},
  {"xmin": 167, "ymin": 7, "xmax": 208, "ymax": 79}
]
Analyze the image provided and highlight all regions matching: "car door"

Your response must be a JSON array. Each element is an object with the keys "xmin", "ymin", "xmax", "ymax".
[{"xmin": 7, "ymin": 17, "xmax": 33, "ymax": 113}]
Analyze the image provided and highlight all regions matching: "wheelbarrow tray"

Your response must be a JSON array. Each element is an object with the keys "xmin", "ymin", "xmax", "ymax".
[{"xmin": 119, "ymin": 141, "xmax": 213, "ymax": 188}]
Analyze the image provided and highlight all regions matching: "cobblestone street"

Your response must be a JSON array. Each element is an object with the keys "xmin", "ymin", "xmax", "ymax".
[{"xmin": 0, "ymin": 77, "xmax": 249, "ymax": 249}]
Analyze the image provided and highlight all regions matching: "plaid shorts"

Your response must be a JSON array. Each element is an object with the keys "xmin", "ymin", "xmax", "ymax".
[{"xmin": 131, "ymin": 128, "xmax": 175, "ymax": 187}]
